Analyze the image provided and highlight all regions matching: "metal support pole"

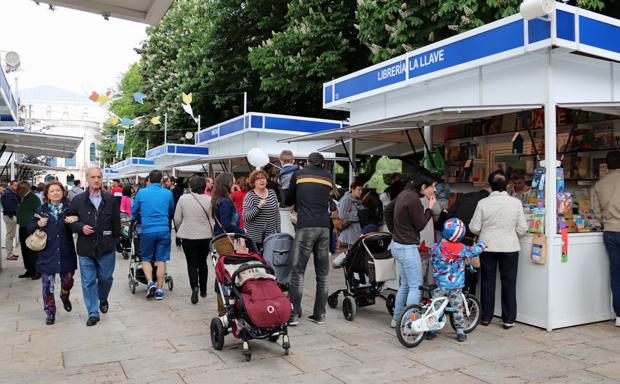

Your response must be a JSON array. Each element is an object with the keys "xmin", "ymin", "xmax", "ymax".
[
  {"xmin": 164, "ymin": 112, "xmax": 168, "ymax": 144},
  {"xmin": 243, "ymin": 92, "xmax": 247, "ymax": 115},
  {"xmin": 404, "ymin": 130, "xmax": 417, "ymax": 155},
  {"xmin": 348, "ymin": 139, "xmax": 356, "ymax": 186}
]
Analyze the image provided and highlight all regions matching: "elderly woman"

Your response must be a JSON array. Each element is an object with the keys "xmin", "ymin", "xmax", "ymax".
[
  {"xmin": 27, "ymin": 181, "xmax": 78, "ymax": 325},
  {"xmin": 338, "ymin": 181, "xmax": 364, "ymax": 248},
  {"xmin": 470, "ymin": 170, "xmax": 528, "ymax": 329},
  {"xmin": 243, "ymin": 170, "xmax": 281, "ymax": 251},
  {"xmin": 175, "ymin": 175, "xmax": 214, "ymax": 304}
]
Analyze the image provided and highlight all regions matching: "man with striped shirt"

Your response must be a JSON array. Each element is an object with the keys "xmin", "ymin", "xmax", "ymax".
[{"xmin": 285, "ymin": 152, "xmax": 333, "ymax": 325}]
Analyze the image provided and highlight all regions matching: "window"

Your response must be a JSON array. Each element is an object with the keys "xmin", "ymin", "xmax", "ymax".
[
  {"xmin": 46, "ymin": 105, "xmax": 52, "ymax": 117},
  {"xmin": 49, "ymin": 158, "xmax": 57, "ymax": 167},
  {"xmin": 65, "ymin": 156, "xmax": 76, "ymax": 167},
  {"xmin": 89, "ymin": 143, "xmax": 97, "ymax": 163}
]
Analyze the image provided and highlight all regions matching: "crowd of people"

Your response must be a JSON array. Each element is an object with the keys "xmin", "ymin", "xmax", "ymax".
[{"xmin": 1, "ymin": 149, "xmax": 619, "ymax": 341}]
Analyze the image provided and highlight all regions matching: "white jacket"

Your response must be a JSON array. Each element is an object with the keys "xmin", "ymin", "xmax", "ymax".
[{"xmin": 469, "ymin": 191, "xmax": 528, "ymax": 253}]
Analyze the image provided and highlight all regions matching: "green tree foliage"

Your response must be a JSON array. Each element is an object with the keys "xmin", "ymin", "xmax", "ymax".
[
  {"xmin": 356, "ymin": 0, "xmax": 610, "ymax": 64},
  {"xmin": 249, "ymin": 0, "xmax": 369, "ymax": 117}
]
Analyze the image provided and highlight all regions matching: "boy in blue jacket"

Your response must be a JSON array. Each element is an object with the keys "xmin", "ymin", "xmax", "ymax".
[{"xmin": 431, "ymin": 218, "xmax": 486, "ymax": 342}]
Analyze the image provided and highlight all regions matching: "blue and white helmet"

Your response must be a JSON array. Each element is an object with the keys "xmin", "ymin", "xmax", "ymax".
[{"xmin": 443, "ymin": 218, "xmax": 466, "ymax": 243}]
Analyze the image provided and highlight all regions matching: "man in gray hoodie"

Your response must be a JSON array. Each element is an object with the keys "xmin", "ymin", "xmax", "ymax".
[{"xmin": 68, "ymin": 180, "xmax": 85, "ymax": 201}]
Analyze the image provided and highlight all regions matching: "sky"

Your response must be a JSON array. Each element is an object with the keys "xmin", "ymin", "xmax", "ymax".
[{"xmin": 0, "ymin": 0, "xmax": 147, "ymax": 97}]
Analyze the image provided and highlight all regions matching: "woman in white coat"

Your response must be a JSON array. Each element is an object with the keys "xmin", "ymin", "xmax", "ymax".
[{"xmin": 470, "ymin": 170, "xmax": 528, "ymax": 329}]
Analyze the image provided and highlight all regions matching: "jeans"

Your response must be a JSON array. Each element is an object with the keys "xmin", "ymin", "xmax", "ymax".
[
  {"xmin": 392, "ymin": 241, "xmax": 422, "ymax": 321},
  {"xmin": 289, "ymin": 227, "xmax": 330, "ymax": 318},
  {"xmin": 181, "ymin": 238, "xmax": 210, "ymax": 293},
  {"xmin": 79, "ymin": 251, "xmax": 116, "ymax": 318},
  {"xmin": 603, "ymin": 231, "xmax": 620, "ymax": 317},
  {"xmin": 480, "ymin": 251, "xmax": 518, "ymax": 324}
]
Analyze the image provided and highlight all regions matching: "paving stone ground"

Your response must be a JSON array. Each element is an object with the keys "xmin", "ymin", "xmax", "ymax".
[{"xmin": 1, "ymin": 243, "xmax": 620, "ymax": 384}]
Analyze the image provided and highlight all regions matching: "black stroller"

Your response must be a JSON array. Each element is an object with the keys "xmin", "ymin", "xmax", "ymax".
[
  {"xmin": 328, "ymin": 232, "xmax": 396, "ymax": 321},
  {"xmin": 126, "ymin": 221, "xmax": 174, "ymax": 294}
]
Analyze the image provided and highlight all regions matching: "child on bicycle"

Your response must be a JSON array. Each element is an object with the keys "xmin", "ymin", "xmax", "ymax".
[{"xmin": 431, "ymin": 218, "xmax": 486, "ymax": 342}]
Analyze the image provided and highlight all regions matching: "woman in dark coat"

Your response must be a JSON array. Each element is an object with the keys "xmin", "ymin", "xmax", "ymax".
[{"xmin": 27, "ymin": 181, "xmax": 78, "ymax": 325}]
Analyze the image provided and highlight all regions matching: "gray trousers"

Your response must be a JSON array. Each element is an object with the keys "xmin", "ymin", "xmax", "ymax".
[{"xmin": 288, "ymin": 227, "xmax": 330, "ymax": 317}]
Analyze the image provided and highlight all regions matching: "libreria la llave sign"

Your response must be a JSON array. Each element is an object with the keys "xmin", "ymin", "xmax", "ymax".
[
  {"xmin": 410, "ymin": 49, "xmax": 445, "ymax": 71},
  {"xmin": 377, "ymin": 61, "xmax": 407, "ymax": 81}
]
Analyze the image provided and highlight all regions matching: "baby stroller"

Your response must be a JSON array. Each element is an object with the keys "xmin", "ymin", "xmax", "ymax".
[
  {"xmin": 119, "ymin": 213, "xmax": 132, "ymax": 260},
  {"xmin": 126, "ymin": 221, "xmax": 174, "ymax": 294},
  {"xmin": 328, "ymin": 232, "xmax": 397, "ymax": 321},
  {"xmin": 210, "ymin": 233, "xmax": 292, "ymax": 361},
  {"xmin": 262, "ymin": 233, "xmax": 294, "ymax": 289}
]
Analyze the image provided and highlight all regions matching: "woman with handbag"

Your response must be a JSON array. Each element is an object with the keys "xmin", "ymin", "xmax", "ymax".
[
  {"xmin": 26, "ymin": 181, "xmax": 78, "ymax": 325},
  {"xmin": 174, "ymin": 175, "xmax": 214, "ymax": 304}
]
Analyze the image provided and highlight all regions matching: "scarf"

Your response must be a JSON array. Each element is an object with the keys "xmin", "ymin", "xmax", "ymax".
[{"xmin": 48, "ymin": 202, "xmax": 63, "ymax": 220}]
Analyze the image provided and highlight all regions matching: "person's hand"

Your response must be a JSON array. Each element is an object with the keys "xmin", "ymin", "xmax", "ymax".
[
  {"xmin": 83, "ymin": 225, "xmax": 95, "ymax": 235},
  {"xmin": 428, "ymin": 194, "xmax": 437, "ymax": 209},
  {"xmin": 64, "ymin": 216, "xmax": 78, "ymax": 224},
  {"xmin": 37, "ymin": 217, "xmax": 48, "ymax": 228},
  {"xmin": 258, "ymin": 199, "xmax": 266, "ymax": 208}
]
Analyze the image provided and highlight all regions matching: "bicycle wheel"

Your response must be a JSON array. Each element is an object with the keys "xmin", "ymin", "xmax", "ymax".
[
  {"xmin": 449, "ymin": 294, "xmax": 481, "ymax": 334},
  {"xmin": 396, "ymin": 305, "xmax": 425, "ymax": 348}
]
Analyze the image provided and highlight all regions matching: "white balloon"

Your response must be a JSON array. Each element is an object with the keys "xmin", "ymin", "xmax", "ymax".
[{"xmin": 247, "ymin": 148, "xmax": 270, "ymax": 168}]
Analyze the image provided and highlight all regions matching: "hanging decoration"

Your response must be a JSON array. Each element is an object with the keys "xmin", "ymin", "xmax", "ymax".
[
  {"xmin": 133, "ymin": 91, "xmax": 146, "ymax": 104},
  {"xmin": 120, "ymin": 118, "xmax": 135, "ymax": 127},
  {"xmin": 151, "ymin": 116, "xmax": 161, "ymax": 125}
]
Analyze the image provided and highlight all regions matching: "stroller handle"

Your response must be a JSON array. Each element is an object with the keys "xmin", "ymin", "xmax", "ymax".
[
  {"xmin": 230, "ymin": 263, "xmax": 275, "ymax": 284},
  {"xmin": 210, "ymin": 232, "xmax": 258, "ymax": 254}
]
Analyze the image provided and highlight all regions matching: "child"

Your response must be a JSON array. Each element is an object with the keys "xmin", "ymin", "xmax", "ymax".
[{"xmin": 431, "ymin": 218, "xmax": 486, "ymax": 342}]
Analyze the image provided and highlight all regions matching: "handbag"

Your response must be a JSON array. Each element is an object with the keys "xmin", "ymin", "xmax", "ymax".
[{"xmin": 26, "ymin": 214, "xmax": 48, "ymax": 251}]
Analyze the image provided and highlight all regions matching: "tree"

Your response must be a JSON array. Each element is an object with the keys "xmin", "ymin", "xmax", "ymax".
[
  {"xmin": 249, "ymin": 0, "xmax": 369, "ymax": 117},
  {"xmin": 356, "ymin": 0, "xmax": 609, "ymax": 64}
]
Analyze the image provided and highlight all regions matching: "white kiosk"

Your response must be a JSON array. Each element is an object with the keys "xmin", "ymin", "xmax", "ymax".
[{"xmin": 288, "ymin": 2, "xmax": 620, "ymax": 330}]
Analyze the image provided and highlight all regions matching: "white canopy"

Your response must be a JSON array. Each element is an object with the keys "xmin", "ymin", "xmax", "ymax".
[
  {"xmin": 33, "ymin": 0, "xmax": 173, "ymax": 25},
  {"xmin": 0, "ymin": 130, "xmax": 82, "ymax": 157}
]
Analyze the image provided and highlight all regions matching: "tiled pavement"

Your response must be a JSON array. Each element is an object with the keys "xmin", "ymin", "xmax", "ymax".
[{"xmin": 1, "ymin": 244, "xmax": 620, "ymax": 384}]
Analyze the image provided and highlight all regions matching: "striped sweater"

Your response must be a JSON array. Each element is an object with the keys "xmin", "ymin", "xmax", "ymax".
[{"xmin": 243, "ymin": 189, "xmax": 281, "ymax": 245}]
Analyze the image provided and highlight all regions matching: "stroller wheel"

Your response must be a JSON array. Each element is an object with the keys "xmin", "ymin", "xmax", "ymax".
[
  {"xmin": 242, "ymin": 341, "xmax": 252, "ymax": 362},
  {"xmin": 327, "ymin": 293, "xmax": 338, "ymax": 309},
  {"xmin": 386, "ymin": 293, "xmax": 396, "ymax": 316},
  {"xmin": 342, "ymin": 296, "xmax": 357, "ymax": 321},
  {"xmin": 210, "ymin": 318, "xmax": 225, "ymax": 350},
  {"xmin": 167, "ymin": 277, "xmax": 174, "ymax": 291},
  {"xmin": 131, "ymin": 281, "xmax": 136, "ymax": 294}
]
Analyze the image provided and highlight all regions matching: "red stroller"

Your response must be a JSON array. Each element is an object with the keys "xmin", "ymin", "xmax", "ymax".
[{"xmin": 210, "ymin": 233, "xmax": 291, "ymax": 361}]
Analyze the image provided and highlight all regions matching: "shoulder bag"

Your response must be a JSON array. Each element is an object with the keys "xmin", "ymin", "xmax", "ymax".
[{"xmin": 26, "ymin": 214, "xmax": 48, "ymax": 251}]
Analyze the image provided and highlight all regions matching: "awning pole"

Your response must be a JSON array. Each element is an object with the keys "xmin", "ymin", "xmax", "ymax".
[
  {"xmin": 519, "ymin": 111, "xmax": 540, "ymax": 160},
  {"xmin": 416, "ymin": 125, "xmax": 436, "ymax": 168},
  {"xmin": 404, "ymin": 130, "xmax": 417, "ymax": 155},
  {"xmin": 339, "ymin": 139, "xmax": 356, "ymax": 173},
  {"xmin": 0, "ymin": 152, "xmax": 13, "ymax": 181}
]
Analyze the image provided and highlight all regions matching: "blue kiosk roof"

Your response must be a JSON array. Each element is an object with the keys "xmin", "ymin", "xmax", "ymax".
[
  {"xmin": 146, "ymin": 143, "xmax": 210, "ymax": 160},
  {"xmin": 322, "ymin": 3, "xmax": 620, "ymax": 110},
  {"xmin": 111, "ymin": 157, "xmax": 155, "ymax": 172},
  {"xmin": 195, "ymin": 112, "xmax": 346, "ymax": 145}
]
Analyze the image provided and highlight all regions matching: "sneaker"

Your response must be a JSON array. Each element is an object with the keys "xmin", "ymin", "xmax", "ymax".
[
  {"xmin": 456, "ymin": 331, "xmax": 467, "ymax": 342},
  {"xmin": 146, "ymin": 281, "xmax": 156, "ymax": 299},
  {"xmin": 615, "ymin": 317, "xmax": 620, "ymax": 327},
  {"xmin": 288, "ymin": 314, "xmax": 300, "ymax": 326},
  {"xmin": 154, "ymin": 289, "xmax": 165, "ymax": 300},
  {"xmin": 390, "ymin": 319, "xmax": 397, "ymax": 328},
  {"xmin": 308, "ymin": 314, "xmax": 326, "ymax": 324},
  {"xmin": 480, "ymin": 319, "xmax": 491, "ymax": 326},
  {"xmin": 503, "ymin": 322, "xmax": 514, "ymax": 329}
]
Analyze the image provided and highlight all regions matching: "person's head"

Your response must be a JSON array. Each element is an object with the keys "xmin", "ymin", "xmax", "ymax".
[
  {"xmin": 391, "ymin": 173, "xmax": 402, "ymax": 183},
  {"xmin": 350, "ymin": 181, "xmax": 364, "ymax": 199},
  {"xmin": 280, "ymin": 150, "xmax": 294, "ymax": 165},
  {"xmin": 36, "ymin": 182, "xmax": 45, "ymax": 192},
  {"xmin": 9, "ymin": 180, "xmax": 18, "ymax": 192},
  {"xmin": 86, "ymin": 167, "xmax": 103, "ymax": 192},
  {"xmin": 164, "ymin": 176, "xmax": 175, "ymax": 189},
  {"xmin": 17, "ymin": 181, "xmax": 31, "ymax": 197},
  {"xmin": 189, "ymin": 175, "xmax": 206, "ymax": 194},
  {"xmin": 510, "ymin": 169, "xmax": 527, "ymax": 193},
  {"xmin": 362, "ymin": 190, "xmax": 381, "ymax": 209},
  {"xmin": 488, "ymin": 170, "xmax": 508, "ymax": 192},
  {"xmin": 248, "ymin": 170, "xmax": 268, "ymax": 190},
  {"xmin": 31, "ymin": 185, "xmax": 37, "ymax": 193},
  {"xmin": 122, "ymin": 185, "xmax": 132, "ymax": 197},
  {"xmin": 307, "ymin": 152, "xmax": 324, "ymax": 168},
  {"xmin": 113, "ymin": 180, "xmax": 120, "ymax": 188},
  {"xmin": 607, "ymin": 150, "xmax": 620, "ymax": 170},
  {"xmin": 74, "ymin": 180, "xmax": 81, "ymax": 188},
  {"xmin": 412, "ymin": 167, "xmax": 438, "ymax": 198},
  {"xmin": 44, "ymin": 181, "xmax": 65, "ymax": 204},
  {"xmin": 236, "ymin": 176, "xmax": 247, "ymax": 189},
  {"xmin": 147, "ymin": 170, "xmax": 163, "ymax": 185},
  {"xmin": 443, "ymin": 218, "xmax": 466, "ymax": 243},
  {"xmin": 205, "ymin": 176, "xmax": 214, "ymax": 191},
  {"xmin": 211, "ymin": 173, "xmax": 235, "ymax": 215}
]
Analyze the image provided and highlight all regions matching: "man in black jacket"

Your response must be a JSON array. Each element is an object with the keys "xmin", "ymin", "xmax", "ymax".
[
  {"xmin": 1, "ymin": 180, "xmax": 19, "ymax": 261},
  {"xmin": 67, "ymin": 167, "xmax": 120, "ymax": 326},
  {"xmin": 285, "ymin": 152, "xmax": 333, "ymax": 325}
]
